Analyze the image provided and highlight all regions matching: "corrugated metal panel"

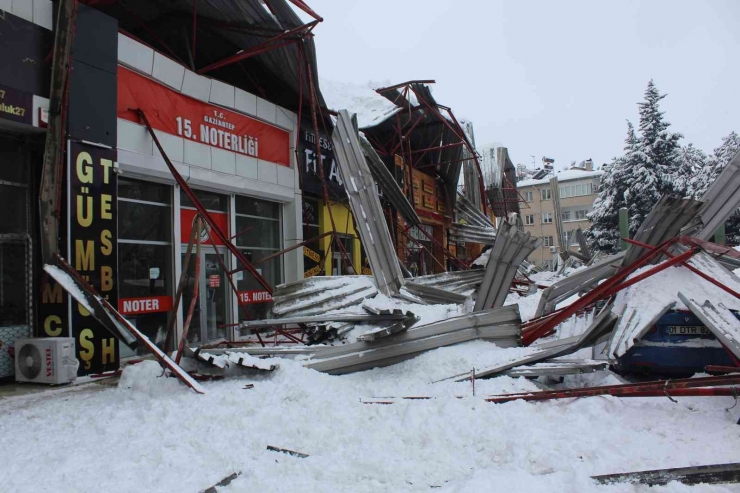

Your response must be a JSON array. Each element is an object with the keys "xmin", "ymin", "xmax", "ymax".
[
  {"xmin": 550, "ymin": 176, "xmax": 566, "ymax": 251},
  {"xmin": 534, "ymin": 252, "xmax": 625, "ymax": 318},
  {"xmin": 692, "ymin": 149, "xmax": 740, "ymax": 240},
  {"xmin": 410, "ymin": 270, "xmax": 485, "ymax": 296},
  {"xmin": 474, "ymin": 221, "xmax": 542, "ymax": 311},
  {"xmin": 403, "ymin": 281, "xmax": 469, "ymax": 304},
  {"xmin": 360, "ymin": 134, "xmax": 420, "ymax": 228},
  {"xmin": 677, "ymin": 294, "xmax": 740, "ymax": 360},
  {"xmin": 505, "ymin": 360, "xmax": 608, "ymax": 378},
  {"xmin": 622, "ymin": 196, "xmax": 703, "ymax": 267},
  {"xmin": 606, "ymin": 301, "xmax": 675, "ymax": 360},
  {"xmin": 486, "ymin": 147, "xmax": 521, "ymax": 218},
  {"xmin": 304, "ymin": 305, "xmax": 521, "ymax": 374},
  {"xmin": 575, "ymin": 228, "xmax": 592, "ymax": 260},
  {"xmin": 456, "ymin": 193, "xmax": 495, "ymax": 229},
  {"xmin": 456, "ymin": 306, "xmax": 617, "ymax": 381},
  {"xmin": 449, "ymin": 223, "xmax": 497, "ymax": 244},
  {"xmin": 333, "ymin": 110, "xmax": 406, "ymax": 296},
  {"xmin": 271, "ymin": 276, "xmax": 378, "ymax": 317}
]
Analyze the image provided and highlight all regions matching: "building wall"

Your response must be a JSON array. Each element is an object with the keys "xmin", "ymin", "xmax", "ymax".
[{"xmin": 519, "ymin": 174, "xmax": 601, "ymax": 269}]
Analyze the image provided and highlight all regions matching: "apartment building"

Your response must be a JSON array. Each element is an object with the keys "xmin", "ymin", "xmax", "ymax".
[{"xmin": 517, "ymin": 162, "xmax": 603, "ymax": 270}]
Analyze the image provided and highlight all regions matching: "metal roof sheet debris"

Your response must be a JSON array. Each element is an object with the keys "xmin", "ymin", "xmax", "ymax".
[
  {"xmin": 678, "ymin": 294, "xmax": 740, "ymax": 360},
  {"xmin": 592, "ymin": 462, "xmax": 740, "ymax": 487},
  {"xmin": 622, "ymin": 195, "xmax": 703, "ymax": 267},
  {"xmin": 474, "ymin": 221, "xmax": 542, "ymax": 311},
  {"xmin": 304, "ymin": 305, "xmax": 521, "ymax": 375},
  {"xmin": 689, "ymin": 149, "xmax": 740, "ymax": 240},
  {"xmin": 447, "ymin": 305, "xmax": 616, "ymax": 382},
  {"xmin": 333, "ymin": 110, "xmax": 406, "ymax": 296}
]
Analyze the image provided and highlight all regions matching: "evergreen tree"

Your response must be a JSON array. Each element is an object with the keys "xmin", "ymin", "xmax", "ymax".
[
  {"xmin": 691, "ymin": 131, "xmax": 740, "ymax": 198},
  {"xmin": 588, "ymin": 81, "xmax": 684, "ymax": 253},
  {"xmin": 674, "ymin": 144, "xmax": 707, "ymax": 198},
  {"xmin": 635, "ymin": 80, "xmax": 683, "ymax": 196},
  {"xmin": 586, "ymin": 122, "xmax": 636, "ymax": 253}
]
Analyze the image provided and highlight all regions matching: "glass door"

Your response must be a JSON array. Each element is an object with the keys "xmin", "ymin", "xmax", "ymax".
[{"xmin": 181, "ymin": 247, "xmax": 230, "ymax": 343}]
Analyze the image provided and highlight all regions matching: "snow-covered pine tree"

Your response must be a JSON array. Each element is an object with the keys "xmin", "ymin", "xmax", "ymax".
[
  {"xmin": 674, "ymin": 144, "xmax": 707, "ymax": 198},
  {"xmin": 691, "ymin": 131, "xmax": 740, "ymax": 198},
  {"xmin": 586, "ymin": 122, "xmax": 637, "ymax": 253},
  {"xmin": 635, "ymin": 80, "xmax": 683, "ymax": 196}
]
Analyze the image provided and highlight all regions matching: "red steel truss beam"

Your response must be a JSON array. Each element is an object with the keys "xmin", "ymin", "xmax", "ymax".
[
  {"xmin": 603, "ymin": 247, "xmax": 698, "ymax": 297},
  {"xmin": 136, "ymin": 109, "xmax": 273, "ymax": 294},
  {"xmin": 522, "ymin": 238, "xmax": 679, "ymax": 345},
  {"xmin": 409, "ymin": 141, "xmax": 464, "ymax": 155},
  {"xmin": 486, "ymin": 374, "xmax": 740, "ymax": 404},
  {"xmin": 679, "ymin": 235, "xmax": 740, "ymax": 259},
  {"xmin": 286, "ymin": 0, "xmax": 324, "ymax": 22},
  {"xmin": 376, "ymin": 80, "xmax": 436, "ymax": 93},
  {"xmin": 624, "ymin": 237, "xmax": 740, "ymax": 300},
  {"xmin": 197, "ymin": 20, "xmax": 319, "ymax": 74}
]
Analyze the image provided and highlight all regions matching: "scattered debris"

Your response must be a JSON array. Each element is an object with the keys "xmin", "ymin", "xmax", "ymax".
[
  {"xmin": 201, "ymin": 472, "xmax": 242, "ymax": 493},
  {"xmin": 592, "ymin": 462, "xmax": 740, "ymax": 487},
  {"xmin": 266, "ymin": 446, "xmax": 309, "ymax": 458},
  {"xmin": 44, "ymin": 255, "xmax": 205, "ymax": 394}
]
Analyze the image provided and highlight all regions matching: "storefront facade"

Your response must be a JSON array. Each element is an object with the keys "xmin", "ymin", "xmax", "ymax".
[
  {"xmin": 0, "ymin": 5, "xmax": 52, "ymax": 379},
  {"xmin": 2, "ymin": 3, "xmax": 304, "ymax": 378},
  {"xmin": 115, "ymin": 33, "xmax": 303, "ymax": 357}
]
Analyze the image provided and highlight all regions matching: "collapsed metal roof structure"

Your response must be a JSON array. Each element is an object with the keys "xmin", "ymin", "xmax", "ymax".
[{"xmin": 83, "ymin": 0, "xmax": 325, "ymax": 113}]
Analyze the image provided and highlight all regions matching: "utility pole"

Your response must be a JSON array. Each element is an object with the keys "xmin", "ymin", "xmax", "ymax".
[{"xmin": 39, "ymin": 0, "xmax": 78, "ymax": 264}]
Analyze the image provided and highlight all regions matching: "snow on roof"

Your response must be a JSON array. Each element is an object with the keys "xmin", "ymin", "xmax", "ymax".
[
  {"xmin": 516, "ymin": 168, "xmax": 603, "ymax": 188},
  {"xmin": 319, "ymin": 78, "xmax": 400, "ymax": 129}
]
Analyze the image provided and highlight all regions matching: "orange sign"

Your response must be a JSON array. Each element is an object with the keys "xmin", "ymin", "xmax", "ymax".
[{"xmin": 117, "ymin": 67, "xmax": 291, "ymax": 166}]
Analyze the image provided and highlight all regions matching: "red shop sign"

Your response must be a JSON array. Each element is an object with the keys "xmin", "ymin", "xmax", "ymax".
[
  {"xmin": 117, "ymin": 66, "xmax": 290, "ymax": 166},
  {"xmin": 180, "ymin": 208, "xmax": 229, "ymax": 246},
  {"xmin": 238, "ymin": 290, "xmax": 273, "ymax": 305},
  {"xmin": 119, "ymin": 296, "xmax": 173, "ymax": 315},
  {"xmin": 208, "ymin": 275, "xmax": 221, "ymax": 288}
]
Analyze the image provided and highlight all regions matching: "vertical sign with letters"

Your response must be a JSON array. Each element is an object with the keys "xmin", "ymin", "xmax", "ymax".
[{"xmin": 68, "ymin": 141, "xmax": 119, "ymax": 375}]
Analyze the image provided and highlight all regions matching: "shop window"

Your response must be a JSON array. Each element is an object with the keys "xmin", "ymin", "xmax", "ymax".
[
  {"xmin": 181, "ymin": 188, "xmax": 228, "ymax": 211},
  {"xmin": 235, "ymin": 195, "xmax": 282, "ymax": 321},
  {"xmin": 118, "ymin": 178, "xmax": 173, "ymax": 355},
  {"xmin": 0, "ymin": 139, "xmax": 31, "ymax": 328}
]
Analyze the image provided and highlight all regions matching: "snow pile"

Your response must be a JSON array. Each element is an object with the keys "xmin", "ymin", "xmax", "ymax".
[
  {"xmin": 2, "ymin": 341, "xmax": 739, "ymax": 492},
  {"xmin": 320, "ymin": 78, "xmax": 399, "ymax": 128}
]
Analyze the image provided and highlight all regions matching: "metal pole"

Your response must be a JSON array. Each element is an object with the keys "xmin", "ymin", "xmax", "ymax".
[{"xmin": 619, "ymin": 207, "xmax": 629, "ymax": 251}]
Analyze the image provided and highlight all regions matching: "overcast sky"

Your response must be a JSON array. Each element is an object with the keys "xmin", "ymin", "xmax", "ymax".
[{"xmin": 298, "ymin": 0, "xmax": 740, "ymax": 170}]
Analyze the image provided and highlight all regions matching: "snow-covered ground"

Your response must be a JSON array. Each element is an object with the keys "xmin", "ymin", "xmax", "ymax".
[{"xmin": 2, "ymin": 339, "xmax": 740, "ymax": 493}]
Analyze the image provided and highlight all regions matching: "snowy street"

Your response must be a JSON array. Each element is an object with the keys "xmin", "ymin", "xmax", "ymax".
[{"xmin": 2, "ymin": 342, "xmax": 740, "ymax": 493}]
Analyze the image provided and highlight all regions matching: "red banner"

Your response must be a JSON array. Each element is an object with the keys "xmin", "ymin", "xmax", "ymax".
[
  {"xmin": 238, "ymin": 290, "xmax": 273, "ymax": 304},
  {"xmin": 117, "ymin": 67, "xmax": 290, "ymax": 167},
  {"xmin": 119, "ymin": 296, "xmax": 173, "ymax": 315},
  {"xmin": 180, "ymin": 208, "xmax": 229, "ymax": 246}
]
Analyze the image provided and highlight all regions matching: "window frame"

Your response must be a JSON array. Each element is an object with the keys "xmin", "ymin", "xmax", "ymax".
[{"xmin": 542, "ymin": 211, "xmax": 553, "ymax": 224}]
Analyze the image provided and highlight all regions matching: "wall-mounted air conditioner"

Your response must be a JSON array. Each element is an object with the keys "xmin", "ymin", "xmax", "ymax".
[
  {"xmin": 15, "ymin": 338, "xmax": 78, "ymax": 385},
  {"xmin": 549, "ymin": 246, "xmax": 557, "ymax": 253}
]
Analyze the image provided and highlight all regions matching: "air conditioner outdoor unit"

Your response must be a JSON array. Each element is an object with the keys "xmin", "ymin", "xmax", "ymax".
[
  {"xmin": 549, "ymin": 246, "xmax": 557, "ymax": 253},
  {"xmin": 15, "ymin": 338, "xmax": 78, "ymax": 385}
]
